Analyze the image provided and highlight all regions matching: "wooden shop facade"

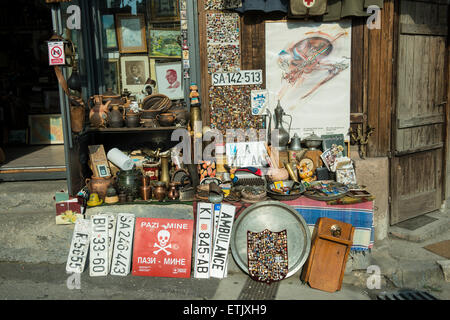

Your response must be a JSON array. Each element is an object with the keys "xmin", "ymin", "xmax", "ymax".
[{"xmin": 2, "ymin": 0, "xmax": 447, "ymax": 230}]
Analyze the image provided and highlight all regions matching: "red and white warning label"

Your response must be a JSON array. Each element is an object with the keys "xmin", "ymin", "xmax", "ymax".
[{"xmin": 48, "ymin": 41, "xmax": 65, "ymax": 66}]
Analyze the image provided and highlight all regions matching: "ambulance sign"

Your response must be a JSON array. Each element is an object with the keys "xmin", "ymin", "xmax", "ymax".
[{"xmin": 48, "ymin": 41, "xmax": 65, "ymax": 66}]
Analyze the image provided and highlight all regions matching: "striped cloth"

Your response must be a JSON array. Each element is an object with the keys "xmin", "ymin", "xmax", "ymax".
[{"xmin": 283, "ymin": 197, "xmax": 374, "ymax": 251}]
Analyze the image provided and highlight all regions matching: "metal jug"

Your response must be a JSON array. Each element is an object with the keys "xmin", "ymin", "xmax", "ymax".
[{"xmin": 268, "ymin": 100, "xmax": 292, "ymax": 150}]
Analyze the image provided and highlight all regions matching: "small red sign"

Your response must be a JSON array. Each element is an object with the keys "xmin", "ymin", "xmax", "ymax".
[
  {"xmin": 48, "ymin": 42, "xmax": 65, "ymax": 66},
  {"xmin": 132, "ymin": 218, "xmax": 194, "ymax": 278}
]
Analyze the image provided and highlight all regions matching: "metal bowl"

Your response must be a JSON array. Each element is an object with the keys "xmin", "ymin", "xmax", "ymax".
[
  {"xmin": 266, "ymin": 180, "xmax": 305, "ymax": 201},
  {"xmin": 230, "ymin": 201, "xmax": 311, "ymax": 278}
]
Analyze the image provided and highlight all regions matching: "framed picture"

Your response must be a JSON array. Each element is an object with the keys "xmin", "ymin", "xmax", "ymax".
[
  {"xmin": 96, "ymin": 164, "xmax": 111, "ymax": 178},
  {"xmin": 336, "ymin": 168, "xmax": 357, "ymax": 185},
  {"xmin": 115, "ymin": 14, "xmax": 147, "ymax": 53},
  {"xmin": 155, "ymin": 61, "xmax": 184, "ymax": 100},
  {"xmin": 104, "ymin": 59, "xmax": 121, "ymax": 93},
  {"xmin": 120, "ymin": 55, "xmax": 150, "ymax": 94},
  {"xmin": 149, "ymin": 28, "xmax": 181, "ymax": 58},
  {"xmin": 101, "ymin": 14, "xmax": 118, "ymax": 50},
  {"xmin": 28, "ymin": 114, "xmax": 64, "ymax": 145},
  {"xmin": 149, "ymin": 0, "xmax": 180, "ymax": 22}
]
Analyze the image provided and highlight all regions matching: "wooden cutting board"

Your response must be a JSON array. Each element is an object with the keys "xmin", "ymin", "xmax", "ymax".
[{"xmin": 301, "ymin": 217, "xmax": 355, "ymax": 293}]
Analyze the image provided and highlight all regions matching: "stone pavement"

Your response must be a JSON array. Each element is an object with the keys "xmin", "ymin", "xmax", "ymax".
[{"xmin": 0, "ymin": 180, "xmax": 449, "ymax": 300}]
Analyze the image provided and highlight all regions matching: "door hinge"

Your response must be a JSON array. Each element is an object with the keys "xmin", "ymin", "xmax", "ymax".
[
  {"xmin": 388, "ymin": 196, "xmax": 392, "ymax": 204},
  {"xmin": 387, "ymin": 150, "xmax": 393, "ymax": 159}
]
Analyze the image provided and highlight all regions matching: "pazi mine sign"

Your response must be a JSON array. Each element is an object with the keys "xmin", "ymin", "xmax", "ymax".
[{"xmin": 132, "ymin": 218, "xmax": 194, "ymax": 278}]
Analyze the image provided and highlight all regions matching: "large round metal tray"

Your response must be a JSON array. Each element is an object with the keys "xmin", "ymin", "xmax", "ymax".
[{"xmin": 230, "ymin": 201, "xmax": 311, "ymax": 278}]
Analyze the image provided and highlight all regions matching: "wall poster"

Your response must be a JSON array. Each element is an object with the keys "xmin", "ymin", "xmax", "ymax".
[{"xmin": 265, "ymin": 20, "xmax": 352, "ymax": 139}]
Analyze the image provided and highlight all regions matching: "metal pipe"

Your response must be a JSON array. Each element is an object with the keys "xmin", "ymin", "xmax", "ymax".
[{"xmin": 52, "ymin": 4, "xmax": 74, "ymax": 194}]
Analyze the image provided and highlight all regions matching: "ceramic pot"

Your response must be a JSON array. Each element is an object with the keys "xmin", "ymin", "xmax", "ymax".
[
  {"xmin": 102, "ymin": 89, "xmax": 124, "ymax": 105},
  {"xmin": 157, "ymin": 113, "xmax": 176, "ymax": 127},
  {"xmin": 85, "ymin": 176, "xmax": 116, "ymax": 200},
  {"xmin": 125, "ymin": 113, "xmax": 141, "ymax": 128},
  {"xmin": 119, "ymin": 192, "xmax": 127, "ymax": 204},
  {"xmin": 116, "ymin": 169, "xmax": 142, "ymax": 197},
  {"xmin": 153, "ymin": 182, "xmax": 167, "ymax": 202},
  {"xmin": 167, "ymin": 183, "xmax": 180, "ymax": 200},
  {"xmin": 171, "ymin": 108, "xmax": 189, "ymax": 125},
  {"xmin": 141, "ymin": 109, "xmax": 161, "ymax": 120},
  {"xmin": 108, "ymin": 104, "xmax": 125, "ymax": 128},
  {"xmin": 69, "ymin": 96, "xmax": 86, "ymax": 133},
  {"xmin": 141, "ymin": 119, "xmax": 157, "ymax": 128},
  {"xmin": 89, "ymin": 95, "xmax": 111, "ymax": 128}
]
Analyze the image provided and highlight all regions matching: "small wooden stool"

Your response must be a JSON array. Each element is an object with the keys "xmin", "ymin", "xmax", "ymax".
[{"xmin": 301, "ymin": 217, "xmax": 355, "ymax": 293}]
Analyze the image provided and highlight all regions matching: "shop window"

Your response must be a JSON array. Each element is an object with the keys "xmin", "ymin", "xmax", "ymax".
[{"xmin": 98, "ymin": 0, "xmax": 183, "ymax": 102}]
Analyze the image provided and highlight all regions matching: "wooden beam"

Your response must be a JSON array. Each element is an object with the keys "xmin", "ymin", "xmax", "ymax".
[{"xmin": 400, "ymin": 23, "xmax": 448, "ymax": 36}]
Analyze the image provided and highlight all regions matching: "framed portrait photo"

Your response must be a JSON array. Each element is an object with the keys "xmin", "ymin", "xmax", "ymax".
[
  {"xmin": 149, "ymin": 0, "xmax": 180, "ymax": 22},
  {"xmin": 101, "ymin": 14, "xmax": 118, "ymax": 50},
  {"xmin": 149, "ymin": 28, "xmax": 181, "ymax": 58},
  {"xmin": 120, "ymin": 56, "xmax": 150, "ymax": 94},
  {"xmin": 116, "ymin": 13, "xmax": 147, "ymax": 53},
  {"xmin": 155, "ymin": 61, "xmax": 184, "ymax": 100}
]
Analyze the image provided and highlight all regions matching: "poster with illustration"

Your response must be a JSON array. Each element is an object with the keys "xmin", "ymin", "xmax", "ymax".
[
  {"xmin": 265, "ymin": 20, "xmax": 351, "ymax": 139},
  {"xmin": 155, "ymin": 62, "xmax": 184, "ymax": 100}
]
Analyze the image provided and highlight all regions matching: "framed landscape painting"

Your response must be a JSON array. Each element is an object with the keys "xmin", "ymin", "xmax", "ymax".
[{"xmin": 149, "ymin": 28, "xmax": 181, "ymax": 58}]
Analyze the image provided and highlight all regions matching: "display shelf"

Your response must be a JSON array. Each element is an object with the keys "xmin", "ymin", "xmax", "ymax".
[{"xmin": 86, "ymin": 126, "xmax": 184, "ymax": 133}]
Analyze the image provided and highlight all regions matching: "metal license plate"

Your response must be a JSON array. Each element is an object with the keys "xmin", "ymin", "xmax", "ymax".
[
  {"xmin": 212, "ymin": 70, "xmax": 263, "ymax": 86},
  {"xmin": 194, "ymin": 203, "xmax": 213, "ymax": 279},
  {"xmin": 210, "ymin": 204, "xmax": 236, "ymax": 279},
  {"xmin": 90, "ymin": 215, "xmax": 109, "ymax": 277},
  {"xmin": 107, "ymin": 214, "xmax": 116, "ymax": 273},
  {"xmin": 66, "ymin": 219, "xmax": 91, "ymax": 274},
  {"xmin": 110, "ymin": 213, "xmax": 135, "ymax": 276},
  {"xmin": 212, "ymin": 204, "xmax": 228, "ymax": 277}
]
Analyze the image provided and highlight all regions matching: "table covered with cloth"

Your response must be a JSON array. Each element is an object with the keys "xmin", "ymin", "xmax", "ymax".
[{"xmin": 193, "ymin": 197, "xmax": 374, "ymax": 251}]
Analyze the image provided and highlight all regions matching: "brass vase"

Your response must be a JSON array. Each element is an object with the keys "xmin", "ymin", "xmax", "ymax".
[
  {"xmin": 190, "ymin": 105, "xmax": 201, "ymax": 130},
  {"xmin": 159, "ymin": 154, "xmax": 170, "ymax": 188}
]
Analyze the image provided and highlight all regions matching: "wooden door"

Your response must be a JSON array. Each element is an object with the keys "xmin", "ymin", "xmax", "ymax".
[{"xmin": 391, "ymin": 0, "xmax": 448, "ymax": 224}]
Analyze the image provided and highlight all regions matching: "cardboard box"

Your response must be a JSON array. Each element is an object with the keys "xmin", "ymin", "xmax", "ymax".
[{"xmin": 88, "ymin": 145, "xmax": 111, "ymax": 178}]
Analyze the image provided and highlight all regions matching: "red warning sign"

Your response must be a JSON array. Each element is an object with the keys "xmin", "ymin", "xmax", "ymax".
[
  {"xmin": 132, "ymin": 218, "xmax": 194, "ymax": 278},
  {"xmin": 48, "ymin": 42, "xmax": 65, "ymax": 66}
]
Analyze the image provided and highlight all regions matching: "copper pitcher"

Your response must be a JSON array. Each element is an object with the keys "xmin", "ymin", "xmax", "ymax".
[
  {"xmin": 168, "ymin": 182, "xmax": 180, "ymax": 200},
  {"xmin": 153, "ymin": 182, "xmax": 167, "ymax": 202}
]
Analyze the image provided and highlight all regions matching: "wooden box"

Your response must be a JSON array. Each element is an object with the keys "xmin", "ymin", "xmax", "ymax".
[
  {"xmin": 301, "ymin": 217, "xmax": 355, "ymax": 293},
  {"xmin": 88, "ymin": 145, "xmax": 111, "ymax": 178}
]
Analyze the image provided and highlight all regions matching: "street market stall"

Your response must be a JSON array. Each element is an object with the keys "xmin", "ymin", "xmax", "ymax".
[{"xmin": 47, "ymin": 0, "xmax": 387, "ymax": 294}]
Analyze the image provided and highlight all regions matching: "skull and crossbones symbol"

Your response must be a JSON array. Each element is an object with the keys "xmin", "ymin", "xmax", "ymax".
[{"xmin": 153, "ymin": 229, "xmax": 172, "ymax": 255}]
